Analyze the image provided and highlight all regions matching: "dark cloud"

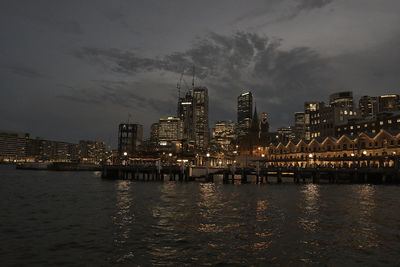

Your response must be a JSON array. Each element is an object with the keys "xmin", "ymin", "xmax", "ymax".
[
  {"xmin": 297, "ymin": 0, "xmax": 334, "ymax": 10},
  {"xmin": 232, "ymin": 0, "xmax": 334, "ymax": 25},
  {"xmin": 56, "ymin": 20, "xmax": 84, "ymax": 35},
  {"xmin": 2, "ymin": 65, "xmax": 45, "ymax": 79},
  {"xmin": 73, "ymin": 31, "xmax": 328, "ymax": 128},
  {"xmin": 57, "ymin": 80, "xmax": 176, "ymax": 115}
]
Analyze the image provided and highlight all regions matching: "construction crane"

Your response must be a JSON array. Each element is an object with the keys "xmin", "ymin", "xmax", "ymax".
[{"xmin": 177, "ymin": 68, "xmax": 185, "ymax": 99}]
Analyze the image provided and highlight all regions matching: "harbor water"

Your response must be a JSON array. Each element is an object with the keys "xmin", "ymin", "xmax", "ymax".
[{"xmin": 1, "ymin": 165, "xmax": 400, "ymax": 266}]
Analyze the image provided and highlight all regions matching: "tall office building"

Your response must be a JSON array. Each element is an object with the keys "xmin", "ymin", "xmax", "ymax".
[
  {"xmin": 304, "ymin": 101, "xmax": 322, "ymax": 141},
  {"xmin": 118, "ymin": 123, "xmax": 143, "ymax": 156},
  {"xmin": 359, "ymin": 96, "xmax": 378, "ymax": 117},
  {"xmin": 237, "ymin": 92, "xmax": 253, "ymax": 138},
  {"xmin": 193, "ymin": 87, "xmax": 209, "ymax": 149},
  {"xmin": 379, "ymin": 94, "xmax": 400, "ymax": 112},
  {"xmin": 158, "ymin": 117, "xmax": 183, "ymax": 142},
  {"xmin": 294, "ymin": 112, "xmax": 306, "ymax": 140},
  {"xmin": 177, "ymin": 91, "xmax": 194, "ymax": 142}
]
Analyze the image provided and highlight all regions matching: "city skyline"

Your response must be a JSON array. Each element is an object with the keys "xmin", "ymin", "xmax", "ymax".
[{"xmin": 1, "ymin": 1, "xmax": 400, "ymax": 147}]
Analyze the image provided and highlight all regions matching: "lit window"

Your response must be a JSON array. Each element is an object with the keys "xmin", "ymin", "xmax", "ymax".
[
  {"xmin": 344, "ymin": 110, "xmax": 348, "ymax": 115},
  {"xmin": 357, "ymin": 125, "xmax": 360, "ymax": 129},
  {"xmin": 388, "ymin": 120, "xmax": 392, "ymax": 124},
  {"xmin": 372, "ymin": 129, "xmax": 376, "ymax": 133},
  {"xmin": 380, "ymin": 121, "xmax": 384, "ymax": 125},
  {"xmin": 350, "ymin": 111, "xmax": 353, "ymax": 115},
  {"xmin": 350, "ymin": 126, "xmax": 354, "ymax": 130}
]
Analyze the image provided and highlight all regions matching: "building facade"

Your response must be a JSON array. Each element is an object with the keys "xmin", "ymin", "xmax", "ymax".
[
  {"xmin": 336, "ymin": 111, "xmax": 400, "ymax": 137},
  {"xmin": 118, "ymin": 123, "xmax": 143, "ymax": 157},
  {"xmin": 0, "ymin": 131, "xmax": 30, "ymax": 161},
  {"xmin": 359, "ymin": 96, "xmax": 378, "ymax": 117},
  {"xmin": 193, "ymin": 87, "xmax": 209, "ymax": 149},
  {"xmin": 259, "ymin": 130, "xmax": 400, "ymax": 168},
  {"xmin": 237, "ymin": 92, "xmax": 253, "ymax": 138},
  {"xmin": 379, "ymin": 94, "xmax": 400, "ymax": 113}
]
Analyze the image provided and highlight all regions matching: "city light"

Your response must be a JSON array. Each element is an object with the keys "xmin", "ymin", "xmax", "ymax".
[
  {"xmin": 351, "ymin": 153, "xmax": 355, "ymax": 157},
  {"xmin": 168, "ymin": 153, "xmax": 172, "ymax": 157},
  {"xmin": 261, "ymin": 154, "xmax": 265, "ymax": 157},
  {"xmin": 206, "ymin": 153, "xmax": 210, "ymax": 157},
  {"xmin": 123, "ymin": 152, "xmax": 127, "ymax": 156},
  {"xmin": 308, "ymin": 153, "xmax": 313, "ymax": 158},
  {"xmin": 362, "ymin": 150, "xmax": 367, "ymax": 155}
]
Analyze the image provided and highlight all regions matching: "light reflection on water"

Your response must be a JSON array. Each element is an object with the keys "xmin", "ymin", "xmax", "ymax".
[
  {"xmin": 1, "ymin": 166, "xmax": 400, "ymax": 266},
  {"xmin": 299, "ymin": 184, "xmax": 320, "ymax": 233}
]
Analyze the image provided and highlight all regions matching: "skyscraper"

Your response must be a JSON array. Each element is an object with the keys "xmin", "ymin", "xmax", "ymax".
[
  {"xmin": 294, "ymin": 112, "xmax": 306, "ymax": 140},
  {"xmin": 193, "ymin": 87, "xmax": 209, "ymax": 149},
  {"xmin": 237, "ymin": 92, "xmax": 253, "ymax": 138},
  {"xmin": 177, "ymin": 91, "xmax": 194, "ymax": 142}
]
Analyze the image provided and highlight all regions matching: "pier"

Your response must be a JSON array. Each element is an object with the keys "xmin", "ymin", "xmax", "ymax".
[{"xmin": 101, "ymin": 165, "xmax": 400, "ymax": 184}]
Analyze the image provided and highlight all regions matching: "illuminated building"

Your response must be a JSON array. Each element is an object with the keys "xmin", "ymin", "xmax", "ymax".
[
  {"xmin": 150, "ymin": 123, "xmax": 159, "ymax": 145},
  {"xmin": 237, "ymin": 92, "xmax": 253, "ymax": 138},
  {"xmin": 212, "ymin": 121, "xmax": 235, "ymax": 150},
  {"xmin": 118, "ymin": 123, "xmax": 143, "ymax": 157},
  {"xmin": 193, "ymin": 87, "xmax": 209, "ymax": 149},
  {"xmin": 27, "ymin": 137, "xmax": 79, "ymax": 161},
  {"xmin": 278, "ymin": 126, "xmax": 295, "ymax": 143},
  {"xmin": 158, "ymin": 117, "xmax": 183, "ymax": 142},
  {"xmin": 0, "ymin": 131, "xmax": 29, "ymax": 161},
  {"xmin": 304, "ymin": 101, "xmax": 323, "ymax": 141},
  {"xmin": 178, "ymin": 91, "xmax": 194, "ymax": 142},
  {"xmin": 359, "ymin": 96, "xmax": 378, "ymax": 117},
  {"xmin": 336, "ymin": 111, "xmax": 400, "ymax": 136},
  {"xmin": 308, "ymin": 92, "xmax": 360, "ymax": 139},
  {"xmin": 294, "ymin": 112, "xmax": 306, "ymax": 140},
  {"xmin": 260, "ymin": 130, "xmax": 400, "ymax": 168},
  {"xmin": 379, "ymin": 94, "xmax": 400, "ymax": 113},
  {"xmin": 79, "ymin": 140, "xmax": 105, "ymax": 163}
]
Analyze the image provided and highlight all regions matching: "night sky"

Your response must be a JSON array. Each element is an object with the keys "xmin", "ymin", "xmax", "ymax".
[{"xmin": 1, "ymin": 0, "xmax": 400, "ymax": 148}]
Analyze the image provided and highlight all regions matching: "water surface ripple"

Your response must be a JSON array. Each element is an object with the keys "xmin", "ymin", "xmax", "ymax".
[{"xmin": 1, "ymin": 165, "xmax": 400, "ymax": 266}]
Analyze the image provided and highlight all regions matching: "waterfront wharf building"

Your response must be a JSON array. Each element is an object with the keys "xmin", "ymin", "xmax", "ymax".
[
  {"xmin": 237, "ymin": 92, "xmax": 253, "ymax": 138},
  {"xmin": 193, "ymin": 87, "xmax": 209, "ymax": 150},
  {"xmin": 0, "ymin": 130, "xmax": 30, "ymax": 161},
  {"xmin": 259, "ymin": 129, "xmax": 400, "ymax": 168},
  {"xmin": 118, "ymin": 123, "xmax": 143, "ymax": 157}
]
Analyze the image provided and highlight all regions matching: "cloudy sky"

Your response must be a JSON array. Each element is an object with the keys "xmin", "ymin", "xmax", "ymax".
[{"xmin": 1, "ymin": 0, "xmax": 400, "ymax": 148}]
